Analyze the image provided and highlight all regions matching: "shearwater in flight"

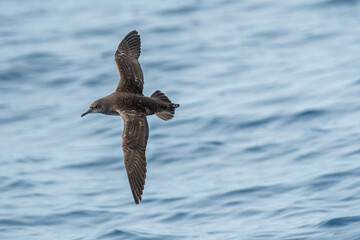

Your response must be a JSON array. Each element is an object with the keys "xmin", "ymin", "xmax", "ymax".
[{"xmin": 81, "ymin": 30, "xmax": 179, "ymax": 204}]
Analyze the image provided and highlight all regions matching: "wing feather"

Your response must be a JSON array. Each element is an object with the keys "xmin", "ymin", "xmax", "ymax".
[
  {"xmin": 119, "ymin": 110, "xmax": 148, "ymax": 204},
  {"xmin": 115, "ymin": 30, "xmax": 144, "ymax": 94}
]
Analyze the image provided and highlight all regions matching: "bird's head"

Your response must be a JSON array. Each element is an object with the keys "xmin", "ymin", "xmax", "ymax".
[{"xmin": 81, "ymin": 99, "xmax": 106, "ymax": 117}]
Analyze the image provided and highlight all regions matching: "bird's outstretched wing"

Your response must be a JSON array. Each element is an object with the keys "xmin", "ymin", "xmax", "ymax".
[
  {"xmin": 118, "ymin": 110, "xmax": 148, "ymax": 204},
  {"xmin": 115, "ymin": 30, "xmax": 144, "ymax": 94}
]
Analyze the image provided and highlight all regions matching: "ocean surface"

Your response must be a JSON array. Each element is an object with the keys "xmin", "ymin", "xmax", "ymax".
[{"xmin": 1, "ymin": 0, "xmax": 360, "ymax": 239}]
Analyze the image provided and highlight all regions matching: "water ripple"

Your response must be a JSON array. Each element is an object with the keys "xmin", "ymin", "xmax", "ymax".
[
  {"xmin": 321, "ymin": 216, "xmax": 360, "ymax": 228},
  {"xmin": 2, "ymin": 0, "xmax": 360, "ymax": 239}
]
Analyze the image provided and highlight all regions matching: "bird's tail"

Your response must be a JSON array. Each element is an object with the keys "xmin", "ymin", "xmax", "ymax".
[{"xmin": 150, "ymin": 90, "xmax": 179, "ymax": 121}]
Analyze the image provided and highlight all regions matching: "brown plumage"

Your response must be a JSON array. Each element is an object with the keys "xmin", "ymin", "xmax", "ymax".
[{"xmin": 81, "ymin": 30, "xmax": 179, "ymax": 204}]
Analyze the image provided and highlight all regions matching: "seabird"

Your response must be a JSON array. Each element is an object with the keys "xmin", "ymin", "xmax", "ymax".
[{"xmin": 81, "ymin": 30, "xmax": 179, "ymax": 204}]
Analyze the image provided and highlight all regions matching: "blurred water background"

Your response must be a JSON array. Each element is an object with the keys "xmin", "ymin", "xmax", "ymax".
[{"xmin": 1, "ymin": 0, "xmax": 360, "ymax": 239}]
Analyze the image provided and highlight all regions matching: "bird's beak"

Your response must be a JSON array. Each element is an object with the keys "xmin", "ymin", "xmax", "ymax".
[{"xmin": 81, "ymin": 109, "xmax": 93, "ymax": 117}]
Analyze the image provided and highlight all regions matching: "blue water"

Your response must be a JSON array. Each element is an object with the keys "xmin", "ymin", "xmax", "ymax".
[{"xmin": 1, "ymin": 0, "xmax": 360, "ymax": 239}]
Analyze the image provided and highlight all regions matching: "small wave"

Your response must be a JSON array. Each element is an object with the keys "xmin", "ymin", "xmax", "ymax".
[
  {"xmin": 1, "ymin": 180, "xmax": 35, "ymax": 191},
  {"xmin": 61, "ymin": 156, "xmax": 121, "ymax": 170},
  {"xmin": 156, "ymin": 196, "xmax": 187, "ymax": 204},
  {"xmin": 306, "ymin": 179, "xmax": 337, "ymax": 192},
  {"xmin": 321, "ymin": 0, "xmax": 360, "ymax": 6},
  {"xmin": 159, "ymin": 5, "xmax": 199, "ymax": 16},
  {"xmin": 97, "ymin": 228, "xmax": 178, "ymax": 240},
  {"xmin": 74, "ymin": 27, "xmax": 115, "ymax": 39},
  {"xmin": 294, "ymin": 109, "xmax": 327, "ymax": 119},
  {"xmin": 99, "ymin": 229, "xmax": 137, "ymax": 239},
  {"xmin": 343, "ymin": 148, "xmax": 360, "ymax": 157},
  {"xmin": 294, "ymin": 151, "xmax": 321, "ymax": 162},
  {"xmin": 244, "ymin": 143, "xmax": 276, "ymax": 153},
  {"xmin": 320, "ymin": 215, "xmax": 360, "ymax": 228},
  {"xmin": 160, "ymin": 212, "xmax": 188, "ymax": 223},
  {"xmin": 352, "ymin": 78, "xmax": 360, "ymax": 85},
  {"xmin": 203, "ymin": 115, "xmax": 280, "ymax": 133},
  {"xmin": 317, "ymin": 168, "xmax": 360, "ymax": 180},
  {"xmin": 0, "ymin": 113, "xmax": 30, "ymax": 125},
  {"xmin": 214, "ymin": 184, "xmax": 294, "ymax": 202},
  {"xmin": 0, "ymin": 68, "xmax": 26, "ymax": 82},
  {"xmin": 0, "ymin": 219, "xmax": 29, "ymax": 226},
  {"xmin": 44, "ymin": 77, "xmax": 73, "ymax": 87},
  {"xmin": 236, "ymin": 116, "xmax": 280, "ymax": 129},
  {"xmin": 149, "ymin": 26, "xmax": 184, "ymax": 34},
  {"xmin": 83, "ymin": 73, "xmax": 112, "ymax": 87},
  {"xmin": 283, "ymin": 109, "xmax": 328, "ymax": 125}
]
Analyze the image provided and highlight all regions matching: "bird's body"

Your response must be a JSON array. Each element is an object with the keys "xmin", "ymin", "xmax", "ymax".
[
  {"xmin": 81, "ymin": 30, "xmax": 179, "ymax": 204},
  {"xmin": 91, "ymin": 92, "xmax": 171, "ymax": 116}
]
